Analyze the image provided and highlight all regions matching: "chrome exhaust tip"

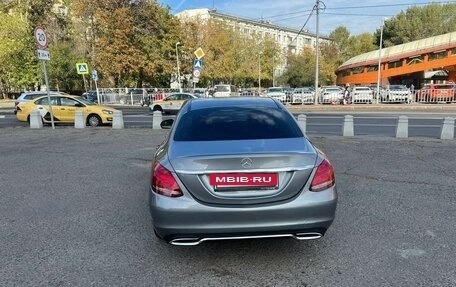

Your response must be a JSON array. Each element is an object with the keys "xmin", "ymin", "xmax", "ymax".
[
  {"xmin": 293, "ymin": 232, "xmax": 323, "ymax": 240},
  {"xmin": 169, "ymin": 238, "xmax": 202, "ymax": 246}
]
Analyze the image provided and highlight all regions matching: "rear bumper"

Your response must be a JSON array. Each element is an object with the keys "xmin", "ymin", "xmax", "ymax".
[{"xmin": 149, "ymin": 186, "xmax": 337, "ymax": 243}]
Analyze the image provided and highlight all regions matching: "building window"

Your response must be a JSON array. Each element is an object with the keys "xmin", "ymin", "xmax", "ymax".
[
  {"xmin": 341, "ymin": 69, "xmax": 351, "ymax": 77},
  {"xmin": 407, "ymin": 55, "xmax": 424, "ymax": 65},
  {"xmin": 450, "ymin": 48, "xmax": 456, "ymax": 56},
  {"xmin": 367, "ymin": 66, "xmax": 378, "ymax": 72},
  {"xmin": 352, "ymin": 67, "xmax": 364, "ymax": 74},
  {"xmin": 388, "ymin": 60, "xmax": 403, "ymax": 69},
  {"xmin": 428, "ymin": 50, "xmax": 447, "ymax": 61}
]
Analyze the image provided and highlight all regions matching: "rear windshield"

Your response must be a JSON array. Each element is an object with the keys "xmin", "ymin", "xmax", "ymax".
[
  {"xmin": 389, "ymin": 85, "xmax": 407, "ymax": 90},
  {"xmin": 434, "ymin": 85, "xmax": 454, "ymax": 89},
  {"xmin": 215, "ymin": 85, "xmax": 230, "ymax": 92},
  {"xmin": 173, "ymin": 107, "xmax": 303, "ymax": 141},
  {"xmin": 268, "ymin": 88, "xmax": 283, "ymax": 93}
]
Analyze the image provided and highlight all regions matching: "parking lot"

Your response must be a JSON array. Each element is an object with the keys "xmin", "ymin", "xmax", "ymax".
[{"xmin": 1, "ymin": 128, "xmax": 455, "ymax": 286}]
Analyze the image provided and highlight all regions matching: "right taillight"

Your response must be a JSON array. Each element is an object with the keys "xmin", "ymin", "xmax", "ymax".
[
  {"xmin": 151, "ymin": 162, "xmax": 183, "ymax": 197},
  {"xmin": 310, "ymin": 158, "xmax": 335, "ymax": 192}
]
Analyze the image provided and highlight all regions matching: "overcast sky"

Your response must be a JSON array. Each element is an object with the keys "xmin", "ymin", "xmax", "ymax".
[{"xmin": 157, "ymin": 0, "xmax": 452, "ymax": 36}]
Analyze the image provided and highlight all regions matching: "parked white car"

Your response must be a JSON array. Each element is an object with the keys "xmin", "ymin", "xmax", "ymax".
[
  {"xmin": 266, "ymin": 87, "xmax": 287, "ymax": 103},
  {"xmin": 382, "ymin": 85, "xmax": 412, "ymax": 103},
  {"xmin": 320, "ymin": 86, "xmax": 344, "ymax": 104},
  {"xmin": 351, "ymin": 86, "xmax": 374, "ymax": 104},
  {"xmin": 291, "ymin": 87, "xmax": 315, "ymax": 104}
]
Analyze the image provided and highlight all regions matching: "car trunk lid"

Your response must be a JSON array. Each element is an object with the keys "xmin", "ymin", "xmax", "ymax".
[{"xmin": 168, "ymin": 138, "xmax": 317, "ymax": 205}]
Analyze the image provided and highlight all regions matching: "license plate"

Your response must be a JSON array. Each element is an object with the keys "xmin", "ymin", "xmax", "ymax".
[{"xmin": 210, "ymin": 173, "xmax": 278, "ymax": 188}]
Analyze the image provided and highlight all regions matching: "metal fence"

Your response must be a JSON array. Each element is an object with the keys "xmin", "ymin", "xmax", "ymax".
[
  {"xmin": 95, "ymin": 88, "xmax": 190, "ymax": 105},
  {"xmin": 92, "ymin": 87, "xmax": 456, "ymax": 106}
]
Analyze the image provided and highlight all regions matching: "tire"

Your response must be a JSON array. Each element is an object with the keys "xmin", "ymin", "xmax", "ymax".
[{"xmin": 87, "ymin": 114, "xmax": 102, "ymax": 127}]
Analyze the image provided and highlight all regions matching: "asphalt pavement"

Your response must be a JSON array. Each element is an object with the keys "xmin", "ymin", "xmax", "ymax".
[{"xmin": 1, "ymin": 128, "xmax": 455, "ymax": 286}]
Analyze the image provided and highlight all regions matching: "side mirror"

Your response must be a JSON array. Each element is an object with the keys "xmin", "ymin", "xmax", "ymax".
[
  {"xmin": 160, "ymin": 119, "xmax": 174, "ymax": 129},
  {"xmin": 75, "ymin": 103, "xmax": 85, "ymax": 107}
]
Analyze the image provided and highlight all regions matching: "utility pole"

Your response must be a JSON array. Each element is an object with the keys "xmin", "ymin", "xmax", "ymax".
[{"xmin": 314, "ymin": 0, "xmax": 320, "ymax": 105}]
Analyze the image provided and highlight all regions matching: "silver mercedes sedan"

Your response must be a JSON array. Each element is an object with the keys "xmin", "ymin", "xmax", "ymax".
[{"xmin": 149, "ymin": 97, "xmax": 337, "ymax": 246}]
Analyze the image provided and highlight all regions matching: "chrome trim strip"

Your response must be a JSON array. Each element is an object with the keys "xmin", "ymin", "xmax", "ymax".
[
  {"xmin": 173, "ymin": 165, "xmax": 315, "ymax": 175},
  {"xmin": 169, "ymin": 232, "xmax": 322, "ymax": 246}
]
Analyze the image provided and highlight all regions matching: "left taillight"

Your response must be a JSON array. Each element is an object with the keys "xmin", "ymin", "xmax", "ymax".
[
  {"xmin": 310, "ymin": 158, "xmax": 335, "ymax": 192},
  {"xmin": 151, "ymin": 162, "xmax": 183, "ymax": 197}
]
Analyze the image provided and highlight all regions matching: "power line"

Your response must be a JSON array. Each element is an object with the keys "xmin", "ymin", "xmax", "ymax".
[
  {"xmin": 253, "ymin": 1, "xmax": 456, "ymax": 22},
  {"xmin": 323, "ymin": 12, "xmax": 393, "ymax": 17},
  {"xmin": 324, "ymin": 1, "xmax": 456, "ymax": 10}
]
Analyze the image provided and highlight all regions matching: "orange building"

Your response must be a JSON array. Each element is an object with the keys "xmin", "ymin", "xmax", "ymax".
[{"xmin": 336, "ymin": 32, "xmax": 456, "ymax": 88}]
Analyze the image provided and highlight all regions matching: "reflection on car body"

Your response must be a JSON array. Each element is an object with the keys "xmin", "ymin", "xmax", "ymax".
[{"xmin": 149, "ymin": 97, "xmax": 337, "ymax": 246}]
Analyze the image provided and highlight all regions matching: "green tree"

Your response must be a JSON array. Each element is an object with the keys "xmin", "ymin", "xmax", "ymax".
[
  {"xmin": 0, "ymin": 11, "xmax": 36, "ymax": 97},
  {"xmin": 375, "ymin": 3, "xmax": 456, "ymax": 47},
  {"xmin": 48, "ymin": 42, "xmax": 81, "ymax": 91}
]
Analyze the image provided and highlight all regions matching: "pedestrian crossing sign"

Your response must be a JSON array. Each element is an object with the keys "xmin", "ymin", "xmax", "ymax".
[{"xmin": 76, "ymin": 63, "xmax": 89, "ymax": 75}]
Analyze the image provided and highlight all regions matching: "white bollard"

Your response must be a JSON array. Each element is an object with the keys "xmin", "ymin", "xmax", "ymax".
[
  {"xmin": 297, "ymin": 114, "xmax": 307, "ymax": 134},
  {"xmin": 342, "ymin": 115, "xmax": 354, "ymax": 137},
  {"xmin": 440, "ymin": 117, "xmax": 455, "ymax": 140},
  {"xmin": 74, "ymin": 110, "xmax": 85, "ymax": 129},
  {"xmin": 29, "ymin": 110, "xmax": 43, "ymax": 129},
  {"xmin": 112, "ymin": 110, "xmax": 124, "ymax": 129},
  {"xmin": 153, "ymin": 111, "xmax": 163, "ymax": 129},
  {"xmin": 396, "ymin": 115, "xmax": 408, "ymax": 138}
]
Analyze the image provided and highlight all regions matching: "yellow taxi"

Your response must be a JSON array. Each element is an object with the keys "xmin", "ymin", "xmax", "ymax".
[{"xmin": 16, "ymin": 94, "xmax": 117, "ymax": 126}]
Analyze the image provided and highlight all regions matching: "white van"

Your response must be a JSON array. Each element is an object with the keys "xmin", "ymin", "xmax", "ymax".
[{"xmin": 213, "ymin": 85, "xmax": 239, "ymax": 97}]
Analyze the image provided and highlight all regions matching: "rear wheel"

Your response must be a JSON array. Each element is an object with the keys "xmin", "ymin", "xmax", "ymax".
[{"xmin": 87, "ymin": 114, "xmax": 102, "ymax": 127}]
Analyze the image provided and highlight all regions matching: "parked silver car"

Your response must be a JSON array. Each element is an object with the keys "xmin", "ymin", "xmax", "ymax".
[{"xmin": 149, "ymin": 97, "xmax": 338, "ymax": 246}]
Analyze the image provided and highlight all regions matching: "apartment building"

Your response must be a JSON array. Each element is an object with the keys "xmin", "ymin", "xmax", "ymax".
[{"xmin": 175, "ymin": 8, "xmax": 328, "ymax": 55}]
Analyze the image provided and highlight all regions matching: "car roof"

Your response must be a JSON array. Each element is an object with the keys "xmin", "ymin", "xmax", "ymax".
[{"xmin": 18, "ymin": 91, "xmax": 65, "ymax": 98}]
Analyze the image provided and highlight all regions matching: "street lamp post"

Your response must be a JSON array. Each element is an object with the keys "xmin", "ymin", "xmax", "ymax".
[
  {"xmin": 272, "ymin": 49, "xmax": 275, "ymax": 87},
  {"xmin": 258, "ymin": 51, "xmax": 262, "ymax": 93},
  {"xmin": 175, "ymin": 42, "xmax": 182, "ymax": 92},
  {"xmin": 376, "ymin": 18, "xmax": 387, "ymax": 104}
]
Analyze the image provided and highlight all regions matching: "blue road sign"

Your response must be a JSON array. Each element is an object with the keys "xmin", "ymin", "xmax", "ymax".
[
  {"xmin": 193, "ymin": 59, "xmax": 203, "ymax": 70},
  {"xmin": 92, "ymin": 70, "xmax": 98, "ymax": 81}
]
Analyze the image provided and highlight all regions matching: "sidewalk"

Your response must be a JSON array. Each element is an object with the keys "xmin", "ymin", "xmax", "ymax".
[
  {"xmin": 287, "ymin": 102, "xmax": 456, "ymax": 112},
  {"xmin": 0, "ymin": 100, "xmax": 14, "ymax": 108}
]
